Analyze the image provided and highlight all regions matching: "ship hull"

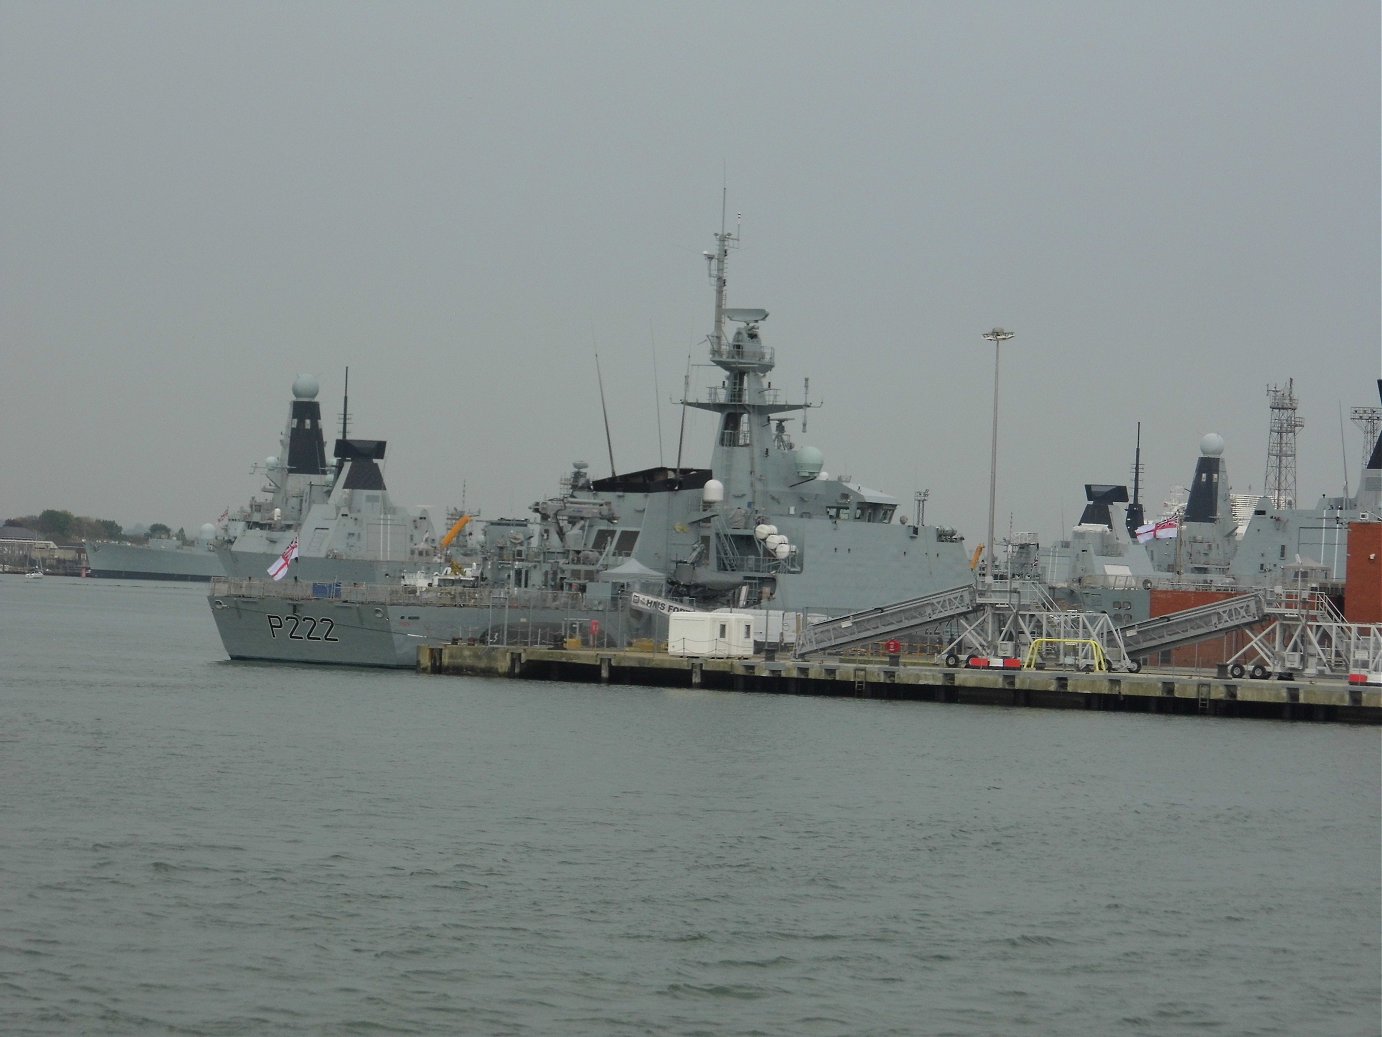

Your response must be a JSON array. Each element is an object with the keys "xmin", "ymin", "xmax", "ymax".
[
  {"xmin": 209, "ymin": 581, "xmax": 641, "ymax": 668},
  {"xmin": 85, "ymin": 540, "xmax": 226, "ymax": 581}
]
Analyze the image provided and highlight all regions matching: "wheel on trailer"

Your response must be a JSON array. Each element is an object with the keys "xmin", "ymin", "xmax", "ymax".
[
  {"xmin": 944, "ymin": 651, "xmax": 960, "ymax": 668},
  {"xmin": 1229, "ymin": 663, "xmax": 1246, "ymax": 679},
  {"xmin": 965, "ymin": 654, "xmax": 978, "ymax": 667},
  {"xmin": 1127, "ymin": 660, "xmax": 1142, "ymax": 673},
  {"xmin": 1249, "ymin": 664, "xmax": 1269, "ymax": 680}
]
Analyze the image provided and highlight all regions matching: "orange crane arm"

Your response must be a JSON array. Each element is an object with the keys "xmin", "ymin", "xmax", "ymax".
[{"xmin": 440, "ymin": 514, "xmax": 473, "ymax": 550}]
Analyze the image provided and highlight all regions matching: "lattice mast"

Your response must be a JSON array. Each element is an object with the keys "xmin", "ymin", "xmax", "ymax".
[
  {"xmin": 1351, "ymin": 404, "xmax": 1382, "ymax": 459},
  {"xmin": 1264, "ymin": 380, "xmax": 1304, "ymax": 509}
]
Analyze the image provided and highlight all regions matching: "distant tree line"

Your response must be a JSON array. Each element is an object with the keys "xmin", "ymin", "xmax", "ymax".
[{"xmin": 3, "ymin": 510, "xmax": 184, "ymax": 544}]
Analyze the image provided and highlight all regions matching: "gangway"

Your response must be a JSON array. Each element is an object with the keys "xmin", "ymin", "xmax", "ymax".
[
  {"xmin": 1227, "ymin": 592, "xmax": 1382, "ymax": 679},
  {"xmin": 794, "ymin": 585, "xmax": 979, "ymax": 657},
  {"xmin": 942, "ymin": 590, "xmax": 1269, "ymax": 672},
  {"xmin": 1116, "ymin": 593, "xmax": 1267, "ymax": 657},
  {"xmin": 943, "ymin": 605, "xmax": 1141, "ymax": 671}
]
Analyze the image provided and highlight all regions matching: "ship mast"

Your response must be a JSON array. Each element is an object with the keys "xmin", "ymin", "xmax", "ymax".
[
  {"xmin": 341, "ymin": 366, "xmax": 350, "ymax": 439},
  {"xmin": 1126, "ymin": 421, "xmax": 1145, "ymax": 539},
  {"xmin": 705, "ymin": 200, "xmax": 739, "ymax": 352}
]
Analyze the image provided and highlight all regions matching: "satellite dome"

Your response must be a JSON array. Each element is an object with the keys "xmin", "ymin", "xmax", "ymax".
[
  {"xmin": 266, "ymin": 455, "xmax": 279, "ymax": 469},
  {"xmin": 702, "ymin": 478, "xmax": 725, "ymax": 504},
  {"xmin": 292, "ymin": 374, "xmax": 320, "ymax": 400},
  {"xmin": 794, "ymin": 445, "xmax": 825, "ymax": 480},
  {"xmin": 1200, "ymin": 433, "xmax": 1225, "ymax": 457},
  {"xmin": 199, "ymin": 523, "xmax": 217, "ymax": 540}
]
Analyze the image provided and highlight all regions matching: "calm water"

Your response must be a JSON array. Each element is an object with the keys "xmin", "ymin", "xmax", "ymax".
[{"xmin": 1, "ymin": 576, "xmax": 1378, "ymax": 1036}]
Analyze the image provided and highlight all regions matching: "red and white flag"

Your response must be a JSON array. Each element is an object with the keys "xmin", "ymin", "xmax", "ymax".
[
  {"xmin": 267, "ymin": 537, "xmax": 300, "ymax": 581},
  {"xmin": 1135, "ymin": 519, "xmax": 1179, "ymax": 543}
]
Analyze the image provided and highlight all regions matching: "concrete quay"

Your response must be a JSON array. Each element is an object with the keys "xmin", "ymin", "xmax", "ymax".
[{"xmin": 418, "ymin": 644, "xmax": 1381, "ymax": 724}]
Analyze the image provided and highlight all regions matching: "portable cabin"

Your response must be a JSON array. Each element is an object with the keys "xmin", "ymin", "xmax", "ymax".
[{"xmin": 667, "ymin": 611, "xmax": 755, "ymax": 658}]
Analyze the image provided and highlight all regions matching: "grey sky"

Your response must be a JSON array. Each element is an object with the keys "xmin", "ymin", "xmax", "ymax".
[{"xmin": 3, "ymin": 1, "xmax": 1377, "ymax": 547}]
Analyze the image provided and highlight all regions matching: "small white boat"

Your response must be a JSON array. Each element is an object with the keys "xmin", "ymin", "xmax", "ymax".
[{"xmin": 25, "ymin": 567, "xmax": 44, "ymax": 580}]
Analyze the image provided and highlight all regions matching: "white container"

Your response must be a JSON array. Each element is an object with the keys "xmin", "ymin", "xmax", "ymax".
[{"xmin": 667, "ymin": 611, "xmax": 755, "ymax": 658}]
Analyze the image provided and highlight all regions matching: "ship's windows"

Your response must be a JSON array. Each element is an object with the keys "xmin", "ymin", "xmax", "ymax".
[
  {"xmin": 719, "ymin": 623, "xmax": 727, "ymax": 638},
  {"xmin": 614, "ymin": 530, "xmax": 639, "ymax": 555},
  {"xmin": 1279, "ymin": 545, "xmax": 1286, "ymax": 559}
]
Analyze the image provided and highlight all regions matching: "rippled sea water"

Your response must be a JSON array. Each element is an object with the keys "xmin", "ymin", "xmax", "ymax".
[{"xmin": 2, "ymin": 576, "xmax": 1378, "ymax": 1035}]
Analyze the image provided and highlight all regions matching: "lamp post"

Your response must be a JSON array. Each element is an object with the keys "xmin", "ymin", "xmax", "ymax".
[{"xmin": 981, "ymin": 327, "xmax": 1014, "ymax": 592}]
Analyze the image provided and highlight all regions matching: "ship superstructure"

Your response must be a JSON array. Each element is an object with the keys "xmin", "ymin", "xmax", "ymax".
[
  {"xmin": 215, "ymin": 374, "xmax": 439, "ymax": 584},
  {"xmin": 208, "ymin": 224, "xmax": 976, "ymax": 665}
]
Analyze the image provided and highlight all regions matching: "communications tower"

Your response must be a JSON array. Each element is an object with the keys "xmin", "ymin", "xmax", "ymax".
[{"xmin": 1264, "ymin": 380, "xmax": 1304, "ymax": 509}]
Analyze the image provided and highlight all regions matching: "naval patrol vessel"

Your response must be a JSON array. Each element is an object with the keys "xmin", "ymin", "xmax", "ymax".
[{"xmin": 208, "ymin": 226, "xmax": 978, "ymax": 666}]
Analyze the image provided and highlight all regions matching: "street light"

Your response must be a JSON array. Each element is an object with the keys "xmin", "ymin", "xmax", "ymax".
[{"xmin": 981, "ymin": 327, "xmax": 1014, "ymax": 591}]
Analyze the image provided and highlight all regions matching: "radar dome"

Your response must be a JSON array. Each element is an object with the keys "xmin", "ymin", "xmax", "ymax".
[
  {"xmin": 1199, "ymin": 433, "xmax": 1225, "ymax": 457},
  {"xmin": 199, "ymin": 523, "xmax": 217, "ymax": 540},
  {"xmin": 794, "ymin": 445, "xmax": 825, "ymax": 480},
  {"xmin": 702, "ymin": 478, "xmax": 725, "ymax": 504},
  {"xmin": 292, "ymin": 374, "xmax": 320, "ymax": 400},
  {"xmin": 266, "ymin": 455, "xmax": 279, "ymax": 469}
]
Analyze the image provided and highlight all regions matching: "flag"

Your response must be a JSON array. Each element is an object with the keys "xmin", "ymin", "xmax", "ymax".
[
  {"xmin": 1136, "ymin": 519, "xmax": 1178, "ymax": 543},
  {"xmin": 268, "ymin": 537, "xmax": 299, "ymax": 580}
]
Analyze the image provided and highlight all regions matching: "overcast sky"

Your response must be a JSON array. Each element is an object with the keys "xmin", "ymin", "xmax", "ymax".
[{"xmin": 3, "ymin": 1, "xmax": 1377, "ymax": 546}]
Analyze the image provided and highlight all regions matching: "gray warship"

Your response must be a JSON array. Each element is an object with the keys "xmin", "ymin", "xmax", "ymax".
[
  {"xmin": 1010, "ymin": 383, "xmax": 1382, "ymax": 622},
  {"xmin": 213, "ymin": 374, "xmax": 440, "ymax": 585},
  {"xmin": 208, "ymin": 226, "xmax": 979, "ymax": 666},
  {"xmin": 84, "ymin": 532, "xmax": 227, "ymax": 581}
]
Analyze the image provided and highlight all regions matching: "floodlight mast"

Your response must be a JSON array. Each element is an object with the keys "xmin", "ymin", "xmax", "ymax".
[{"xmin": 982, "ymin": 327, "xmax": 1015, "ymax": 593}]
